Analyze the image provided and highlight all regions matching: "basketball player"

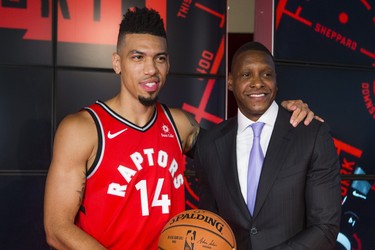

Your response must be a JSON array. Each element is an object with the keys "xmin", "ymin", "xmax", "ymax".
[{"xmin": 43, "ymin": 7, "xmax": 317, "ymax": 249}]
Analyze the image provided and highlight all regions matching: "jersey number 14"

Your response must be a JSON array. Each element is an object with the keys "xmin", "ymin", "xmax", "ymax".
[{"xmin": 135, "ymin": 178, "xmax": 171, "ymax": 216}]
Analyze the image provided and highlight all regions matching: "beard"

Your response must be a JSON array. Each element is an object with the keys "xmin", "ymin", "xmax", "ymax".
[{"xmin": 139, "ymin": 95, "xmax": 158, "ymax": 107}]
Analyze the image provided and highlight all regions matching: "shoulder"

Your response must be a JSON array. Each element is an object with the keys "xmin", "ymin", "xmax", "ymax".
[
  {"xmin": 166, "ymin": 107, "xmax": 200, "ymax": 153},
  {"xmin": 49, "ymin": 109, "xmax": 98, "ymax": 175},
  {"xmin": 276, "ymin": 108, "xmax": 332, "ymax": 142},
  {"xmin": 203, "ymin": 116, "xmax": 237, "ymax": 137},
  {"xmin": 54, "ymin": 110, "xmax": 97, "ymax": 151},
  {"xmin": 196, "ymin": 117, "xmax": 237, "ymax": 148},
  {"xmin": 167, "ymin": 107, "xmax": 191, "ymax": 122},
  {"xmin": 57, "ymin": 110, "xmax": 95, "ymax": 135}
]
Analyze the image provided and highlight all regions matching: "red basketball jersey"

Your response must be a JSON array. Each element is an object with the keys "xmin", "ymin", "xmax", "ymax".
[{"xmin": 76, "ymin": 101, "xmax": 186, "ymax": 249}]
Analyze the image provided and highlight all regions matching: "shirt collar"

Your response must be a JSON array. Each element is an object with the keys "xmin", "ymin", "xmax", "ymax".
[{"xmin": 237, "ymin": 101, "xmax": 279, "ymax": 134}]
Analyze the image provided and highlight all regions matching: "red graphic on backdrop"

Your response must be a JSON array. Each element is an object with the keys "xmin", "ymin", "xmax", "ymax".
[
  {"xmin": 334, "ymin": 138, "xmax": 363, "ymax": 197},
  {"xmin": 177, "ymin": 2, "xmax": 225, "ymax": 28},
  {"xmin": 175, "ymin": 2, "xmax": 226, "ymax": 209},
  {"xmin": 362, "ymin": 81, "xmax": 375, "ymax": 119},
  {"xmin": 177, "ymin": 0, "xmax": 193, "ymax": 19},
  {"xmin": 314, "ymin": 23, "xmax": 357, "ymax": 51},
  {"xmin": 0, "ymin": 0, "xmax": 51, "ymax": 41},
  {"xmin": 194, "ymin": 3, "xmax": 225, "ymax": 28},
  {"xmin": 0, "ymin": 0, "xmax": 166, "ymax": 45},
  {"xmin": 177, "ymin": 2, "xmax": 226, "ymax": 124},
  {"xmin": 339, "ymin": 12, "xmax": 349, "ymax": 24},
  {"xmin": 276, "ymin": 0, "xmax": 375, "ymax": 121},
  {"xmin": 183, "ymin": 37, "xmax": 225, "ymax": 124},
  {"xmin": 275, "ymin": 0, "xmax": 375, "ymax": 66}
]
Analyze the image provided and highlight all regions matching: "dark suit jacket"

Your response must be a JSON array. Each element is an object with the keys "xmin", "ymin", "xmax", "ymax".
[{"xmin": 194, "ymin": 107, "xmax": 341, "ymax": 250}]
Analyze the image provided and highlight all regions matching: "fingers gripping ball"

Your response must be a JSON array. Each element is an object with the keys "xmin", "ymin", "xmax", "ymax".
[{"xmin": 158, "ymin": 209, "xmax": 236, "ymax": 250}]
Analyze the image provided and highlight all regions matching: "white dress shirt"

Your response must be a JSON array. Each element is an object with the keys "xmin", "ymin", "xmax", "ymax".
[{"xmin": 236, "ymin": 101, "xmax": 279, "ymax": 202}]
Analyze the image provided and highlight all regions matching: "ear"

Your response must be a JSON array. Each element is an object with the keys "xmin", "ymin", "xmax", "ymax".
[
  {"xmin": 112, "ymin": 53, "xmax": 121, "ymax": 74},
  {"xmin": 228, "ymin": 73, "xmax": 233, "ymax": 92}
]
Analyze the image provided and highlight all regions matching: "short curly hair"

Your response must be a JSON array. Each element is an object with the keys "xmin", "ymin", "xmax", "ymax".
[{"xmin": 116, "ymin": 7, "xmax": 167, "ymax": 52}]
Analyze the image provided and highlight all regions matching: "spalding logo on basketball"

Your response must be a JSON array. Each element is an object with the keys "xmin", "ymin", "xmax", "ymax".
[{"xmin": 158, "ymin": 209, "xmax": 236, "ymax": 250}]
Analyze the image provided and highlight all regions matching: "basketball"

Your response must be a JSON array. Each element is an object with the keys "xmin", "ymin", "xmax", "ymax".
[{"xmin": 158, "ymin": 209, "xmax": 236, "ymax": 250}]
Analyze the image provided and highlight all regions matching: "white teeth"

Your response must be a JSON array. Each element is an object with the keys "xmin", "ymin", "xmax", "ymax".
[
  {"xmin": 250, "ymin": 93, "xmax": 265, "ymax": 97},
  {"xmin": 145, "ymin": 82, "xmax": 156, "ymax": 87}
]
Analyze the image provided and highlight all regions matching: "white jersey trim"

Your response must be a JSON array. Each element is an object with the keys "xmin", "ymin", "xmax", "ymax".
[
  {"xmin": 84, "ymin": 107, "xmax": 105, "ymax": 179},
  {"xmin": 95, "ymin": 100, "xmax": 157, "ymax": 132},
  {"xmin": 160, "ymin": 104, "xmax": 183, "ymax": 153}
]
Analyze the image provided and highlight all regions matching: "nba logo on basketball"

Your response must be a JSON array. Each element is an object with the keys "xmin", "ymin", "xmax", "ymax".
[
  {"xmin": 158, "ymin": 209, "xmax": 236, "ymax": 250},
  {"xmin": 184, "ymin": 230, "xmax": 196, "ymax": 250}
]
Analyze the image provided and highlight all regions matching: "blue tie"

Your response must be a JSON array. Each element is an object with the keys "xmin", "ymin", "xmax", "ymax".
[{"xmin": 247, "ymin": 122, "xmax": 265, "ymax": 215}]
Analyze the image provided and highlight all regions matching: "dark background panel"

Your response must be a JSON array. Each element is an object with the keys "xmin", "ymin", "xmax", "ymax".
[
  {"xmin": 276, "ymin": 64, "xmax": 375, "ymax": 175},
  {"xmin": 55, "ymin": 70, "xmax": 120, "ymax": 125},
  {"xmin": 57, "ymin": 43, "xmax": 115, "ymax": 69},
  {"xmin": 274, "ymin": 0, "xmax": 375, "ymax": 68},
  {"xmin": 0, "ymin": 29, "xmax": 52, "ymax": 66},
  {"xmin": 167, "ymin": 1, "xmax": 226, "ymax": 75},
  {"xmin": 0, "ymin": 66, "xmax": 52, "ymax": 171},
  {"xmin": 0, "ymin": 175, "xmax": 50, "ymax": 250},
  {"xmin": 160, "ymin": 75, "xmax": 226, "ymax": 129}
]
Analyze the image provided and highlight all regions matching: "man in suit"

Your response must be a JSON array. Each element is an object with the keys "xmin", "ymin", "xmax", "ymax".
[{"xmin": 194, "ymin": 41, "xmax": 341, "ymax": 250}]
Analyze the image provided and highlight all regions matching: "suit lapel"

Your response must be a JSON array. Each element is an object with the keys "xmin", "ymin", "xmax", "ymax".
[
  {"xmin": 214, "ymin": 118, "xmax": 252, "ymax": 220},
  {"xmin": 253, "ymin": 108, "xmax": 294, "ymax": 217}
]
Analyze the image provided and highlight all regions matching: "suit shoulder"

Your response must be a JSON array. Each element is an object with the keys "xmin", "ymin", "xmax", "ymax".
[
  {"xmin": 198, "ymin": 117, "xmax": 236, "ymax": 144},
  {"xmin": 278, "ymin": 108, "xmax": 327, "ymax": 132},
  {"xmin": 205, "ymin": 117, "xmax": 236, "ymax": 135}
]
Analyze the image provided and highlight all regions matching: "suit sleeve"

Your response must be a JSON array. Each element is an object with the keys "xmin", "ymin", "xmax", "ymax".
[
  {"xmin": 185, "ymin": 128, "xmax": 207, "ymax": 159},
  {"xmin": 271, "ymin": 122, "xmax": 342, "ymax": 250},
  {"xmin": 194, "ymin": 135, "xmax": 219, "ymax": 213}
]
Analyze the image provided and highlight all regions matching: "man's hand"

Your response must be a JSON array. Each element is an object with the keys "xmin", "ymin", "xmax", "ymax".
[{"xmin": 281, "ymin": 100, "xmax": 324, "ymax": 127}]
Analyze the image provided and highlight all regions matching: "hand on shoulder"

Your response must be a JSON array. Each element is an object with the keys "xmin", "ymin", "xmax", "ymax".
[{"xmin": 281, "ymin": 99, "xmax": 324, "ymax": 127}]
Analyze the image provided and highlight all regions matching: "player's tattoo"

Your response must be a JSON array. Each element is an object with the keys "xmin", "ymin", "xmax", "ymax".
[
  {"xmin": 182, "ymin": 111, "xmax": 200, "ymax": 153},
  {"xmin": 77, "ymin": 171, "xmax": 86, "ymax": 204},
  {"xmin": 184, "ymin": 111, "xmax": 199, "ymax": 128}
]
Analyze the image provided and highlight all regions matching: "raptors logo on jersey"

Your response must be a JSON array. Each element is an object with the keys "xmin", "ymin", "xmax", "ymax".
[{"xmin": 75, "ymin": 100, "xmax": 185, "ymax": 249}]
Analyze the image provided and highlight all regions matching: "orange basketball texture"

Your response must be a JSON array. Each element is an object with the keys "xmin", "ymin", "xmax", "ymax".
[{"xmin": 158, "ymin": 209, "xmax": 236, "ymax": 250}]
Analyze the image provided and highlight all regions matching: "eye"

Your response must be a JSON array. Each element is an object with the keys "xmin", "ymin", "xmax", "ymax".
[
  {"xmin": 263, "ymin": 71, "xmax": 274, "ymax": 78},
  {"xmin": 241, "ymin": 72, "xmax": 250, "ymax": 78},
  {"xmin": 132, "ymin": 55, "xmax": 143, "ymax": 61},
  {"xmin": 155, "ymin": 55, "xmax": 167, "ymax": 63}
]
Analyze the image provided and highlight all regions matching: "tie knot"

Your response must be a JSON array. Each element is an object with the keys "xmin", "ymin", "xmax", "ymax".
[{"xmin": 251, "ymin": 122, "xmax": 265, "ymax": 137}]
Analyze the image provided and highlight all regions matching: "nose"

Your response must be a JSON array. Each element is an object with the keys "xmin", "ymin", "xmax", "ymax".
[
  {"xmin": 144, "ymin": 58, "xmax": 157, "ymax": 75},
  {"xmin": 250, "ymin": 74, "xmax": 264, "ymax": 88}
]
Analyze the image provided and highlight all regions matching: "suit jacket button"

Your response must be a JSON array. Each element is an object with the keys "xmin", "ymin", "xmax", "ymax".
[{"xmin": 250, "ymin": 227, "xmax": 258, "ymax": 235}]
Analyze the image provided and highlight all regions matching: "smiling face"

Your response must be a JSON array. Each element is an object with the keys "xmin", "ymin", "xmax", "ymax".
[
  {"xmin": 112, "ymin": 33, "xmax": 170, "ymax": 106},
  {"xmin": 228, "ymin": 49, "xmax": 277, "ymax": 121}
]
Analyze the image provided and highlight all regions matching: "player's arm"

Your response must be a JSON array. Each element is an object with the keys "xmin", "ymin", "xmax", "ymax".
[
  {"xmin": 280, "ymin": 99, "xmax": 323, "ymax": 127},
  {"xmin": 169, "ymin": 108, "xmax": 200, "ymax": 156},
  {"xmin": 44, "ymin": 112, "xmax": 106, "ymax": 250}
]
